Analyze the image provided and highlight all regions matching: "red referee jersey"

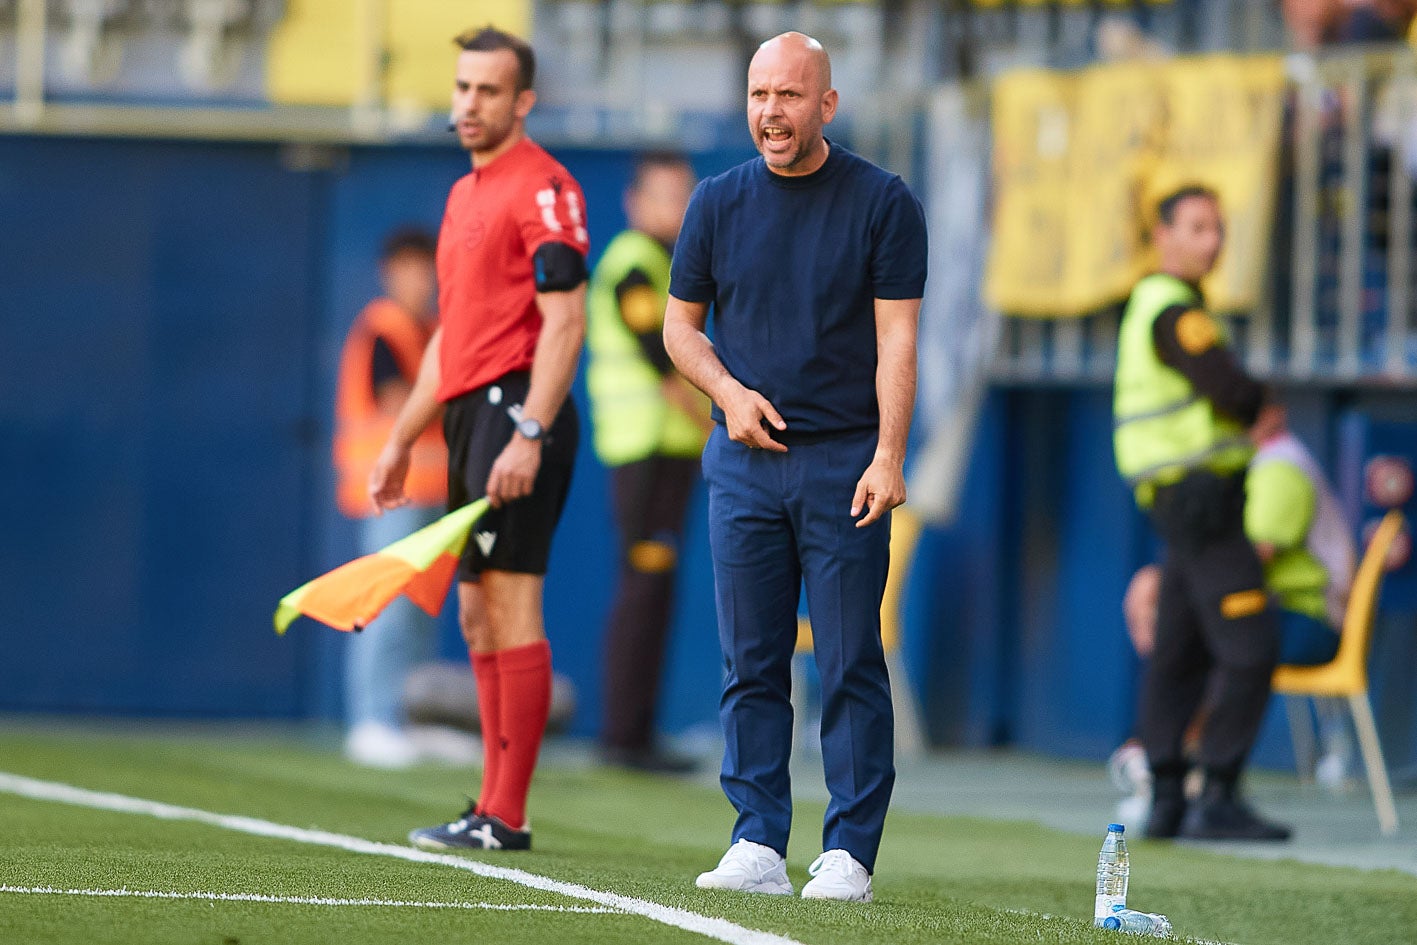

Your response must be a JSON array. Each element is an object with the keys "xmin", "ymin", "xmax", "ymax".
[{"xmin": 435, "ymin": 136, "xmax": 590, "ymax": 402}]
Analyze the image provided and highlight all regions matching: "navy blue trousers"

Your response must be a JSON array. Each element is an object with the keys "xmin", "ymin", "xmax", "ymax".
[{"xmin": 703, "ymin": 425, "xmax": 895, "ymax": 872}]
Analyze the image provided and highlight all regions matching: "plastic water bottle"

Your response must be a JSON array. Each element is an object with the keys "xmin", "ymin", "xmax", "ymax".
[
  {"xmin": 1102, "ymin": 908, "xmax": 1173, "ymax": 937},
  {"xmin": 1093, "ymin": 823, "xmax": 1129, "ymax": 925}
]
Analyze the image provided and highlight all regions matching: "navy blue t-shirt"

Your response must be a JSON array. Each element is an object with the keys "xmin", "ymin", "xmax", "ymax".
[{"xmin": 669, "ymin": 141, "xmax": 927, "ymax": 437}]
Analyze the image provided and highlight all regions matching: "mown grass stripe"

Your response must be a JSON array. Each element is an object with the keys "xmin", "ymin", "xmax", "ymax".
[
  {"xmin": 0, "ymin": 885, "xmax": 622, "ymax": 913},
  {"xmin": 0, "ymin": 772, "xmax": 806, "ymax": 945}
]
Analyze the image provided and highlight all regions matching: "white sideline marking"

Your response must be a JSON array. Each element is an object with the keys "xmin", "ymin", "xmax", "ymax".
[
  {"xmin": 0, "ymin": 885, "xmax": 619, "ymax": 913},
  {"xmin": 0, "ymin": 773, "xmax": 806, "ymax": 945}
]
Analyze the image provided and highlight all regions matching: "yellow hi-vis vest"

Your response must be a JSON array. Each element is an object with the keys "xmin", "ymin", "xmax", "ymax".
[
  {"xmin": 1113, "ymin": 273, "xmax": 1254, "ymax": 507},
  {"xmin": 586, "ymin": 229, "xmax": 707, "ymax": 466}
]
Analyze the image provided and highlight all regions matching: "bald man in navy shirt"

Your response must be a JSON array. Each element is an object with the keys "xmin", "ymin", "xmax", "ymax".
[{"xmin": 665, "ymin": 32, "xmax": 927, "ymax": 903}]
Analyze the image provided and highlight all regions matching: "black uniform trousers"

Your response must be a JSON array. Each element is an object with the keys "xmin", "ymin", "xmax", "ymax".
[
  {"xmin": 600, "ymin": 455, "xmax": 700, "ymax": 752},
  {"xmin": 1138, "ymin": 470, "xmax": 1282, "ymax": 786}
]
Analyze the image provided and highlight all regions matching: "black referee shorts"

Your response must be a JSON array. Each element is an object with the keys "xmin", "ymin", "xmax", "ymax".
[{"xmin": 443, "ymin": 371, "xmax": 578, "ymax": 580}]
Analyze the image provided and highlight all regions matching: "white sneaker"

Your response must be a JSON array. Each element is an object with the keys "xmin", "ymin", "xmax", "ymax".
[
  {"xmin": 1108, "ymin": 741, "xmax": 1153, "ymax": 830},
  {"xmin": 801, "ymin": 849, "xmax": 872, "ymax": 902},
  {"xmin": 1115, "ymin": 792, "xmax": 1152, "ymax": 829},
  {"xmin": 695, "ymin": 839, "xmax": 794, "ymax": 894},
  {"xmin": 1315, "ymin": 751, "xmax": 1352, "ymax": 793},
  {"xmin": 1107, "ymin": 742, "xmax": 1151, "ymax": 796},
  {"xmin": 344, "ymin": 722, "xmax": 418, "ymax": 769}
]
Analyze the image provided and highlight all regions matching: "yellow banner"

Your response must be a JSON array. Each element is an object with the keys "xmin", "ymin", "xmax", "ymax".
[
  {"xmin": 268, "ymin": 0, "xmax": 533, "ymax": 110},
  {"xmin": 985, "ymin": 69, "xmax": 1076, "ymax": 315},
  {"xmin": 985, "ymin": 54, "xmax": 1286, "ymax": 317},
  {"xmin": 1152, "ymin": 55, "xmax": 1287, "ymax": 313}
]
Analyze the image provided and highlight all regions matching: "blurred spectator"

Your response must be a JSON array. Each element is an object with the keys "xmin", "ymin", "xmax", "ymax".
[
  {"xmin": 1283, "ymin": 0, "xmax": 1344, "ymax": 49},
  {"xmin": 586, "ymin": 152, "xmax": 711, "ymax": 774},
  {"xmin": 1094, "ymin": 15, "xmax": 1167, "ymax": 63},
  {"xmin": 334, "ymin": 227, "xmax": 460, "ymax": 768},
  {"xmin": 1338, "ymin": 0, "xmax": 1417, "ymax": 43},
  {"xmin": 1283, "ymin": 0, "xmax": 1417, "ymax": 50}
]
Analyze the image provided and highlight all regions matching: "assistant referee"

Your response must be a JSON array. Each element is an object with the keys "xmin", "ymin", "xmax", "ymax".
[{"xmin": 369, "ymin": 27, "xmax": 589, "ymax": 852}]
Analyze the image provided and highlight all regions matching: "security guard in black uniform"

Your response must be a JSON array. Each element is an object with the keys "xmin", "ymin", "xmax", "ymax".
[{"xmin": 1114, "ymin": 186, "xmax": 1290, "ymax": 841}]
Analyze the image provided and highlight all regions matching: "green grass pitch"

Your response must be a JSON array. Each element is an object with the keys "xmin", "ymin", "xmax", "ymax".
[{"xmin": 0, "ymin": 726, "xmax": 1413, "ymax": 945}]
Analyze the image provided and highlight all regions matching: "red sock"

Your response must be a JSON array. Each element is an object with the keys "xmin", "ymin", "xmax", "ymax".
[
  {"xmin": 483, "ymin": 640, "xmax": 552, "ymax": 830},
  {"xmin": 470, "ymin": 650, "xmax": 502, "ymax": 814}
]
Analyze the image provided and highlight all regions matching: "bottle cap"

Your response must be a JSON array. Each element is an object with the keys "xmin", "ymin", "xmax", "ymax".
[
  {"xmin": 1108, "ymin": 823, "xmax": 1125, "ymax": 833},
  {"xmin": 1102, "ymin": 916, "xmax": 1122, "ymax": 930}
]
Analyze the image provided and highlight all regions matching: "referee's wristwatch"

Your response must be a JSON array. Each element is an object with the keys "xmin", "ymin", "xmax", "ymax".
[{"xmin": 515, "ymin": 417, "xmax": 544, "ymax": 442}]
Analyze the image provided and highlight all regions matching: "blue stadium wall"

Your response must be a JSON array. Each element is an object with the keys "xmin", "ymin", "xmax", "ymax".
[
  {"xmin": 0, "ymin": 134, "xmax": 750, "ymax": 736},
  {"xmin": 5, "ymin": 135, "xmax": 1416, "ymax": 774},
  {"xmin": 903, "ymin": 386, "xmax": 1417, "ymax": 774}
]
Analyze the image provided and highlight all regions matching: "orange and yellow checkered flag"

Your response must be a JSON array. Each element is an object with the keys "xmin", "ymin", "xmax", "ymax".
[{"xmin": 274, "ymin": 498, "xmax": 489, "ymax": 634}]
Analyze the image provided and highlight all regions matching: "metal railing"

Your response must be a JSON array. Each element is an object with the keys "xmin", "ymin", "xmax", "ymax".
[
  {"xmin": 2, "ymin": 0, "xmax": 284, "ymax": 109},
  {"xmin": 1, "ymin": 0, "xmax": 1283, "ymax": 143},
  {"xmin": 1285, "ymin": 49, "xmax": 1417, "ymax": 381},
  {"xmin": 990, "ymin": 47, "xmax": 1417, "ymax": 387}
]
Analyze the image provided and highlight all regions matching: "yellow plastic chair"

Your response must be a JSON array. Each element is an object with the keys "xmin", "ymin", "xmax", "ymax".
[
  {"xmin": 794, "ymin": 507, "xmax": 926, "ymax": 755},
  {"xmin": 1272, "ymin": 509, "xmax": 1406, "ymax": 836}
]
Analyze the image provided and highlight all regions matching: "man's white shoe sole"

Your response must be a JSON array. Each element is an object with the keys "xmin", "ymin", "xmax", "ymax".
[
  {"xmin": 800, "ymin": 882, "xmax": 873, "ymax": 902},
  {"xmin": 800, "ymin": 889, "xmax": 872, "ymax": 902},
  {"xmin": 695, "ymin": 875, "xmax": 794, "ymax": 895}
]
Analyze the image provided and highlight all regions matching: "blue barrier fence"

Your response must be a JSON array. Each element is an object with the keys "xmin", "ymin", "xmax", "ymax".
[{"xmin": 4, "ymin": 134, "xmax": 1416, "ymax": 774}]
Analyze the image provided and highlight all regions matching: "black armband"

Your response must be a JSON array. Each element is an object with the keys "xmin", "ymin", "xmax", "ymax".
[{"xmin": 533, "ymin": 241, "xmax": 588, "ymax": 292}]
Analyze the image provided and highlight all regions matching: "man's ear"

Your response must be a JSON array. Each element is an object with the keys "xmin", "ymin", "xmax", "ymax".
[
  {"xmin": 821, "ymin": 88, "xmax": 839, "ymax": 125},
  {"xmin": 515, "ymin": 88, "xmax": 537, "ymax": 120}
]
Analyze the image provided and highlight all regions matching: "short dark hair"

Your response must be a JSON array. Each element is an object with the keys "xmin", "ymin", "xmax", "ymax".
[
  {"xmin": 1155, "ymin": 185, "xmax": 1219, "ymax": 226},
  {"xmin": 380, "ymin": 227, "xmax": 437, "ymax": 262},
  {"xmin": 453, "ymin": 26, "xmax": 535, "ymax": 92},
  {"xmin": 629, "ymin": 150, "xmax": 693, "ymax": 191}
]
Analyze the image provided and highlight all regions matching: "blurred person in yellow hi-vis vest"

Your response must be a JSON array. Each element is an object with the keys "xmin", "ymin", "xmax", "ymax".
[
  {"xmin": 586, "ymin": 152, "xmax": 712, "ymax": 773},
  {"xmin": 1126, "ymin": 407, "xmax": 1355, "ymax": 669},
  {"xmin": 1112, "ymin": 406, "xmax": 1358, "ymax": 823},
  {"xmin": 1114, "ymin": 185, "xmax": 1293, "ymax": 842},
  {"xmin": 334, "ymin": 227, "xmax": 462, "ymax": 769}
]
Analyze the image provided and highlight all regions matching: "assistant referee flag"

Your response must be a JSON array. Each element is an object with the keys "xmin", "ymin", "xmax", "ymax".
[{"xmin": 274, "ymin": 499, "xmax": 490, "ymax": 634}]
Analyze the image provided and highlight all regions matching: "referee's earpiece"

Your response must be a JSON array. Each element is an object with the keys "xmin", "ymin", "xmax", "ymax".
[{"xmin": 447, "ymin": 106, "xmax": 458, "ymax": 132}]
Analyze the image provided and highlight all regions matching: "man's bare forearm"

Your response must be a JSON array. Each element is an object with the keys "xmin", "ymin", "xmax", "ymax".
[
  {"xmin": 665, "ymin": 295, "xmax": 788, "ymax": 450},
  {"xmin": 874, "ymin": 298, "xmax": 921, "ymax": 464},
  {"xmin": 664, "ymin": 296, "xmax": 735, "ymax": 405},
  {"xmin": 522, "ymin": 285, "xmax": 587, "ymax": 427},
  {"xmin": 666, "ymin": 324, "xmax": 733, "ymax": 402},
  {"xmin": 387, "ymin": 327, "xmax": 445, "ymax": 451}
]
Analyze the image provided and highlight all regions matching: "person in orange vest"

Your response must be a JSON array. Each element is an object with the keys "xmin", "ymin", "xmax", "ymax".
[{"xmin": 335, "ymin": 227, "xmax": 455, "ymax": 768}]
